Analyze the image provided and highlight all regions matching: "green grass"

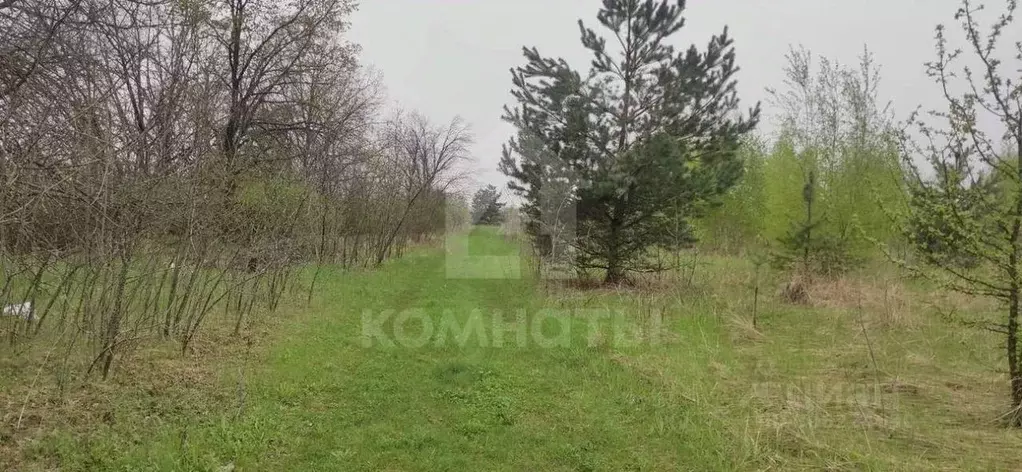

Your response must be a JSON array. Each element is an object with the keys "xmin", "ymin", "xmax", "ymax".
[{"xmin": 7, "ymin": 226, "xmax": 1022, "ymax": 470}]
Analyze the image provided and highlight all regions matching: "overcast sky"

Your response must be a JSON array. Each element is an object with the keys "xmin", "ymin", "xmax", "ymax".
[{"xmin": 348, "ymin": 0, "xmax": 1014, "ymax": 194}]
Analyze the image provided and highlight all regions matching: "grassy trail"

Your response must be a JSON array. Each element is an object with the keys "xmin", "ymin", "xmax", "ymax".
[
  {"xmin": 26, "ymin": 227, "xmax": 1022, "ymax": 471},
  {"xmin": 71, "ymin": 228, "xmax": 737, "ymax": 471}
]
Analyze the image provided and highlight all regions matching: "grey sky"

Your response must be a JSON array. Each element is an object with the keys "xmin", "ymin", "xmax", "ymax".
[{"xmin": 348, "ymin": 0, "xmax": 1007, "ymax": 194}]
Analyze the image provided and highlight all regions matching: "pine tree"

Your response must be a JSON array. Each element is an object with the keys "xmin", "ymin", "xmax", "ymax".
[
  {"xmin": 500, "ymin": 0, "xmax": 759, "ymax": 284},
  {"xmin": 471, "ymin": 185, "xmax": 506, "ymax": 225}
]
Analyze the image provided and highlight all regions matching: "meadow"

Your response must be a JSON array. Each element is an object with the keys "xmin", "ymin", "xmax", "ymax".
[{"xmin": 3, "ymin": 226, "xmax": 1020, "ymax": 471}]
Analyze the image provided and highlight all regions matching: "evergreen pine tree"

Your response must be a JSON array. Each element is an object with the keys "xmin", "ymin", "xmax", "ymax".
[
  {"xmin": 500, "ymin": 0, "xmax": 759, "ymax": 284},
  {"xmin": 471, "ymin": 185, "xmax": 506, "ymax": 225}
]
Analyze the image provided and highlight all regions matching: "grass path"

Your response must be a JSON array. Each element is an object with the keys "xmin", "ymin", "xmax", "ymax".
[
  {"xmin": 66, "ymin": 228, "xmax": 738, "ymax": 471},
  {"xmin": 26, "ymin": 227, "xmax": 1022, "ymax": 470}
]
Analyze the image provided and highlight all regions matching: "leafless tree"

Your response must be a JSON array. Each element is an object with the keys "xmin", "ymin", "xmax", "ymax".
[{"xmin": 0, "ymin": 0, "xmax": 467, "ymax": 385}]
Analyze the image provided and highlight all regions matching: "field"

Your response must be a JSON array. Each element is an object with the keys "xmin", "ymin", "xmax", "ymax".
[{"xmin": 3, "ymin": 226, "xmax": 1022, "ymax": 471}]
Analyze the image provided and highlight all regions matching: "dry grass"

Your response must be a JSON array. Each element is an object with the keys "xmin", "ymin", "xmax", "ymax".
[
  {"xmin": 807, "ymin": 274, "xmax": 917, "ymax": 328},
  {"xmin": 0, "ymin": 309, "xmax": 285, "ymax": 471},
  {"xmin": 575, "ymin": 252, "xmax": 1022, "ymax": 469},
  {"xmin": 727, "ymin": 268, "xmax": 1022, "ymax": 470}
]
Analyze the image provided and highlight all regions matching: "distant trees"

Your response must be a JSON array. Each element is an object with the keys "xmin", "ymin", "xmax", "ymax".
[
  {"xmin": 693, "ymin": 137, "xmax": 768, "ymax": 254},
  {"xmin": 501, "ymin": 0, "xmax": 759, "ymax": 284},
  {"xmin": 765, "ymin": 46, "xmax": 904, "ymax": 275},
  {"xmin": 471, "ymin": 185, "xmax": 505, "ymax": 225},
  {"xmin": 694, "ymin": 45, "xmax": 905, "ymax": 278},
  {"xmin": 894, "ymin": 0, "xmax": 1022, "ymax": 425},
  {"xmin": 373, "ymin": 111, "xmax": 472, "ymax": 262}
]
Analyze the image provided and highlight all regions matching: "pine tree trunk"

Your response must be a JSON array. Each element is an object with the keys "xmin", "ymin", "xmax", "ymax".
[
  {"xmin": 604, "ymin": 213, "xmax": 624, "ymax": 285},
  {"xmin": 605, "ymin": 261, "xmax": 624, "ymax": 285}
]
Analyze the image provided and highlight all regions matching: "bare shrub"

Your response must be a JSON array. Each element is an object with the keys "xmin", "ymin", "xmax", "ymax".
[{"xmin": 0, "ymin": 0, "xmax": 465, "ymax": 388}]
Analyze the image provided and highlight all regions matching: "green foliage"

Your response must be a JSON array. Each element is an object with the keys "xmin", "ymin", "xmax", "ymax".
[
  {"xmin": 235, "ymin": 176, "xmax": 309, "ymax": 220},
  {"xmin": 500, "ymin": 0, "xmax": 759, "ymax": 283},
  {"xmin": 228, "ymin": 175, "xmax": 311, "ymax": 248},
  {"xmin": 696, "ymin": 46, "xmax": 906, "ymax": 274},
  {"xmin": 903, "ymin": 165, "xmax": 1011, "ymax": 269},
  {"xmin": 825, "ymin": 132, "xmax": 905, "ymax": 255},
  {"xmin": 693, "ymin": 137, "xmax": 768, "ymax": 253},
  {"xmin": 471, "ymin": 185, "xmax": 505, "ymax": 226},
  {"xmin": 888, "ymin": 0, "xmax": 1022, "ymax": 420},
  {"xmin": 774, "ymin": 223, "xmax": 861, "ymax": 275},
  {"xmin": 759, "ymin": 137, "xmax": 809, "ymax": 245}
]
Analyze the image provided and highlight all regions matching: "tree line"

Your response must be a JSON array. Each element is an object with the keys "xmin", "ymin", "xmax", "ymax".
[{"xmin": 0, "ymin": 0, "xmax": 469, "ymax": 382}]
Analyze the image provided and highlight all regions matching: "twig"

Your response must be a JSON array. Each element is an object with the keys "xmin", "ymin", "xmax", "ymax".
[{"xmin": 856, "ymin": 291, "xmax": 885, "ymax": 415}]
